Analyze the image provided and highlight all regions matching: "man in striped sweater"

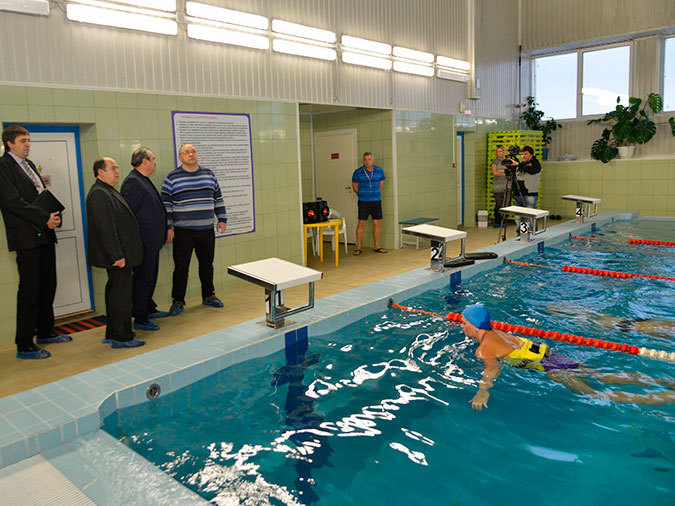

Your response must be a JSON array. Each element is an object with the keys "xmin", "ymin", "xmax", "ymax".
[{"xmin": 161, "ymin": 144, "xmax": 227, "ymax": 316}]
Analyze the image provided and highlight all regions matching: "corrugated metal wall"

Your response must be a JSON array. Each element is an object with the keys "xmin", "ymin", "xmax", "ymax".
[
  {"xmin": 521, "ymin": 0, "xmax": 675, "ymax": 51},
  {"xmin": 0, "ymin": 0, "xmax": 518, "ymax": 117}
]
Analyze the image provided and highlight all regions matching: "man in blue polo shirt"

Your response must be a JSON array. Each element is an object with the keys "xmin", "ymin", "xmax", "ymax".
[{"xmin": 351, "ymin": 152, "xmax": 386, "ymax": 255}]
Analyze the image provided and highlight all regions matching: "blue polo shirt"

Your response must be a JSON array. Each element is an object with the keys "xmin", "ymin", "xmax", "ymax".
[{"xmin": 352, "ymin": 165, "xmax": 385, "ymax": 202}]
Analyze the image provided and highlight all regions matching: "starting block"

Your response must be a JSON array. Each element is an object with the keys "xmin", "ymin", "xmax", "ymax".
[
  {"xmin": 561, "ymin": 195, "xmax": 601, "ymax": 222},
  {"xmin": 228, "ymin": 258, "xmax": 322, "ymax": 329},
  {"xmin": 499, "ymin": 205, "xmax": 549, "ymax": 242},
  {"xmin": 402, "ymin": 224, "xmax": 470, "ymax": 272}
]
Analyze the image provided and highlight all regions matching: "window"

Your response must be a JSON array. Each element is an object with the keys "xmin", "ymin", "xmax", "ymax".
[
  {"xmin": 664, "ymin": 37, "xmax": 675, "ymax": 111},
  {"xmin": 532, "ymin": 44, "xmax": 632, "ymax": 119},
  {"xmin": 582, "ymin": 46, "xmax": 630, "ymax": 116},
  {"xmin": 532, "ymin": 52, "xmax": 577, "ymax": 119}
]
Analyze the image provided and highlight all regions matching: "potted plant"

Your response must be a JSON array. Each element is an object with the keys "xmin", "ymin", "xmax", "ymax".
[
  {"xmin": 520, "ymin": 96, "xmax": 563, "ymax": 160},
  {"xmin": 588, "ymin": 93, "xmax": 675, "ymax": 163}
]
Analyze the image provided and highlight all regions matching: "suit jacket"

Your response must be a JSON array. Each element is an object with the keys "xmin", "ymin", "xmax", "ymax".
[
  {"xmin": 0, "ymin": 152, "xmax": 57, "ymax": 251},
  {"xmin": 86, "ymin": 179, "xmax": 143, "ymax": 269},
  {"xmin": 120, "ymin": 169, "xmax": 166, "ymax": 252}
]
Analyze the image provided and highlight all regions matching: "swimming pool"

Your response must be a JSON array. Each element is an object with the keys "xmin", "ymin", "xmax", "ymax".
[{"xmin": 103, "ymin": 217, "xmax": 675, "ymax": 505}]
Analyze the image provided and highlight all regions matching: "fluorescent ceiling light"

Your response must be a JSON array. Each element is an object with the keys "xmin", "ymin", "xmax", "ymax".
[
  {"xmin": 66, "ymin": 4, "xmax": 178, "ymax": 35},
  {"xmin": 103, "ymin": 0, "xmax": 176, "ymax": 11},
  {"xmin": 393, "ymin": 61, "xmax": 434, "ymax": 77},
  {"xmin": 187, "ymin": 24, "xmax": 269, "ymax": 49},
  {"xmin": 342, "ymin": 51, "xmax": 391, "ymax": 70},
  {"xmin": 0, "ymin": 0, "xmax": 50, "ymax": 16},
  {"xmin": 341, "ymin": 35, "xmax": 391, "ymax": 55},
  {"xmin": 437, "ymin": 68, "xmax": 470, "ymax": 82},
  {"xmin": 272, "ymin": 39, "xmax": 336, "ymax": 60},
  {"xmin": 272, "ymin": 19, "xmax": 335, "ymax": 43},
  {"xmin": 393, "ymin": 46, "xmax": 434, "ymax": 63},
  {"xmin": 436, "ymin": 55, "xmax": 470, "ymax": 71},
  {"xmin": 186, "ymin": 2, "xmax": 268, "ymax": 30}
]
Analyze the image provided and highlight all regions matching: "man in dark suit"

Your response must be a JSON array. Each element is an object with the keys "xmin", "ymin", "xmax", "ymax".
[
  {"xmin": 121, "ymin": 147, "xmax": 169, "ymax": 331},
  {"xmin": 0, "ymin": 125, "xmax": 72, "ymax": 360},
  {"xmin": 86, "ymin": 157, "xmax": 145, "ymax": 348}
]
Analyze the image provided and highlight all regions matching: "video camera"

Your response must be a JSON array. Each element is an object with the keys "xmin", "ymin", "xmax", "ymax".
[{"xmin": 502, "ymin": 144, "xmax": 521, "ymax": 173}]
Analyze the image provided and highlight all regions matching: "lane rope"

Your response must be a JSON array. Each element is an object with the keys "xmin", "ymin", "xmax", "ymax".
[
  {"xmin": 505, "ymin": 260, "xmax": 675, "ymax": 282},
  {"xmin": 388, "ymin": 299, "xmax": 675, "ymax": 363},
  {"xmin": 573, "ymin": 235, "xmax": 675, "ymax": 247}
]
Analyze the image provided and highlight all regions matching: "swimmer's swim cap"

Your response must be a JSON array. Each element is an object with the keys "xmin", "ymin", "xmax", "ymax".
[{"xmin": 462, "ymin": 304, "xmax": 492, "ymax": 330}]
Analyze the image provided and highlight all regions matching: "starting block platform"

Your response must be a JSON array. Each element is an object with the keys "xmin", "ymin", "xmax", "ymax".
[
  {"xmin": 228, "ymin": 258, "xmax": 322, "ymax": 329},
  {"xmin": 561, "ymin": 195, "xmax": 601, "ymax": 222},
  {"xmin": 401, "ymin": 224, "xmax": 469, "ymax": 272},
  {"xmin": 499, "ymin": 205, "xmax": 549, "ymax": 242}
]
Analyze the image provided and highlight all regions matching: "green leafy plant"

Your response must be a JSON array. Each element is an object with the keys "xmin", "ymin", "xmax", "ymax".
[
  {"xmin": 520, "ymin": 96, "xmax": 563, "ymax": 146},
  {"xmin": 587, "ymin": 93, "xmax": 675, "ymax": 163}
]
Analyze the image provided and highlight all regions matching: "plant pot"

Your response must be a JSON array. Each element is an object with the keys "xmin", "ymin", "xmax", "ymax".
[
  {"xmin": 617, "ymin": 146, "xmax": 635, "ymax": 158},
  {"xmin": 541, "ymin": 147, "xmax": 549, "ymax": 160}
]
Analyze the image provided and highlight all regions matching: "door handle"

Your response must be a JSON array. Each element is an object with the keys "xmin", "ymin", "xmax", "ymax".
[{"xmin": 344, "ymin": 186, "xmax": 351, "ymax": 190}]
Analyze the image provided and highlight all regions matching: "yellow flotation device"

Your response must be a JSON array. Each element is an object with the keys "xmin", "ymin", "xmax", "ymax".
[{"xmin": 502, "ymin": 336, "xmax": 548, "ymax": 371}]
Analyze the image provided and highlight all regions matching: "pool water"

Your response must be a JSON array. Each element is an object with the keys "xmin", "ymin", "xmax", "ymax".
[{"xmin": 103, "ymin": 219, "xmax": 675, "ymax": 505}]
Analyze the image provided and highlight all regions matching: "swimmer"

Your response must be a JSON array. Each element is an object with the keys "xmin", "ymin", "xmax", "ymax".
[
  {"xmin": 546, "ymin": 305, "xmax": 675, "ymax": 340},
  {"xmin": 460, "ymin": 304, "xmax": 675, "ymax": 410}
]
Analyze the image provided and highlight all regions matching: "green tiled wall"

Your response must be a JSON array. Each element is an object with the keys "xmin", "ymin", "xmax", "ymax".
[
  {"xmin": 540, "ymin": 159, "xmax": 675, "ymax": 217},
  {"xmin": 299, "ymin": 114, "xmax": 313, "ymax": 200},
  {"xmin": 0, "ymin": 85, "xmax": 301, "ymax": 344},
  {"xmin": 396, "ymin": 111, "xmax": 456, "ymax": 230},
  {"xmin": 311, "ymin": 109, "xmax": 394, "ymax": 249}
]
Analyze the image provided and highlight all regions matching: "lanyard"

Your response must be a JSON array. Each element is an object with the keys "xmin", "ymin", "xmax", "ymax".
[{"xmin": 363, "ymin": 167, "xmax": 373, "ymax": 188}]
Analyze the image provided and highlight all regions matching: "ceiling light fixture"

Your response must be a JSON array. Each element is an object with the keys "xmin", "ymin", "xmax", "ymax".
[
  {"xmin": 187, "ymin": 23, "xmax": 269, "ymax": 49},
  {"xmin": 342, "ymin": 51, "xmax": 392, "ymax": 70},
  {"xmin": 185, "ymin": 2, "xmax": 268, "ymax": 30},
  {"xmin": 66, "ymin": 3, "xmax": 178, "ymax": 35},
  {"xmin": 341, "ymin": 35, "xmax": 391, "ymax": 55},
  {"xmin": 272, "ymin": 39, "xmax": 336, "ymax": 60},
  {"xmin": 393, "ymin": 60, "xmax": 434, "ymax": 77},
  {"xmin": 272, "ymin": 19, "xmax": 335, "ymax": 43},
  {"xmin": 393, "ymin": 46, "xmax": 434, "ymax": 64}
]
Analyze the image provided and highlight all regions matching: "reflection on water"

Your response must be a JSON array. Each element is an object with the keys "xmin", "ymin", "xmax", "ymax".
[{"xmin": 103, "ymin": 220, "xmax": 675, "ymax": 505}]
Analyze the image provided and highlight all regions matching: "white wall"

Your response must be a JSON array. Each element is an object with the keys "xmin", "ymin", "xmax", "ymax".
[{"xmin": 0, "ymin": 0, "xmax": 519, "ymax": 117}]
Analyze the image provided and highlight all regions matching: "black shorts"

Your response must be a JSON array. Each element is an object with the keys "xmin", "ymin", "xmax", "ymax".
[{"xmin": 358, "ymin": 200, "xmax": 383, "ymax": 220}]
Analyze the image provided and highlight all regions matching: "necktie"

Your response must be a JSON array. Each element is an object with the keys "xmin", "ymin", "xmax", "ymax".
[{"xmin": 21, "ymin": 159, "xmax": 44, "ymax": 193}]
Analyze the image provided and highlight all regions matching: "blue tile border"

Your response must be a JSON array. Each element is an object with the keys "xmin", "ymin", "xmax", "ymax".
[{"xmin": 0, "ymin": 211, "xmax": 665, "ymax": 478}]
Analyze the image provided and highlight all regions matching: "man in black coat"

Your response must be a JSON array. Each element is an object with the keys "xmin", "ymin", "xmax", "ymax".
[
  {"xmin": 0, "ymin": 125, "xmax": 71, "ymax": 360},
  {"xmin": 121, "ymin": 147, "xmax": 169, "ymax": 331},
  {"xmin": 86, "ymin": 157, "xmax": 145, "ymax": 348}
]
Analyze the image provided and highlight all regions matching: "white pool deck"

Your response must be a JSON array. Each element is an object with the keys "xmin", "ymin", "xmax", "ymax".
[{"xmin": 0, "ymin": 211, "xmax": 647, "ymax": 504}]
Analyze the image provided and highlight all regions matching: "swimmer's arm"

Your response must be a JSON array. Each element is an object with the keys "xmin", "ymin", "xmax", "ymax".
[{"xmin": 471, "ymin": 352, "xmax": 500, "ymax": 411}]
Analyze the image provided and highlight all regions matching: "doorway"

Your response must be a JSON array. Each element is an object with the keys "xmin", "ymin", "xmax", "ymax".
[
  {"xmin": 15, "ymin": 125, "xmax": 92, "ymax": 316},
  {"xmin": 314, "ymin": 129, "xmax": 358, "ymax": 244}
]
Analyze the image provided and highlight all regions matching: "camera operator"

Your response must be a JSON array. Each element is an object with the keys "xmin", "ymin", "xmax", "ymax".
[{"xmin": 505, "ymin": 145, "xmax": 541, "ymax": 209}]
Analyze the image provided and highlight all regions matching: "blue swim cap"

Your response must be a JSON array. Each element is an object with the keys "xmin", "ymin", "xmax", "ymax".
[{"xmin": 462, "ymin": 304, "xmax": 492, "ymax": 330}]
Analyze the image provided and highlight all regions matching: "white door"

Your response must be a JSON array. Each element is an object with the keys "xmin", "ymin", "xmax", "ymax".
[
  {"xmin": 314, "ymin": 129, "xmax": 358, "ymax": 243},
  {"xmin": 29, "ymin": 131, "xmax": 92, "ymax": 316},
  {"xmin": 456, "ymin": 134, "xmax": 464, "ymax": 226}
]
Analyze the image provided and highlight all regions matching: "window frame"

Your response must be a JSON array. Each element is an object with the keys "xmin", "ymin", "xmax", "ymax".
[
  {"xmin": 530, "ymin": 41, "xmax": 633, "ymax": 121},
  {"xmin": 663, "ymin": 35, "xmax": 675, "ymax": 112}
]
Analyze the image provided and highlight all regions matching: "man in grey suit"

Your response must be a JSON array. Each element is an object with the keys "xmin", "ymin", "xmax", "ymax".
[{"xmin": 86, "ymin": 157, "xmax": 145, "ymax": 348}]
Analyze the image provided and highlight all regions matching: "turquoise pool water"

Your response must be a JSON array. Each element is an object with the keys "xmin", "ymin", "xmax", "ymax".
[{"xmin": 103, "ymin": 219, "xmax": 674, "ymax": 505}]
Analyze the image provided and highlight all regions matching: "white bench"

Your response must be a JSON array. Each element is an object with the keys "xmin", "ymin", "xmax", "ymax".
[
  {"xmin": 401, "ymin": 224, "xmax": 468, "ymax": 272},
  {"xmin": 228, "ymin": 258, "xmax": 323, "ymax": 329},
  {"xmin": 499, "ymin": 205, "xmax": 549, "ymax": 242},
  {"xmin": 561, "ymin": 195, "xmax": 601, "ymax": 222}
]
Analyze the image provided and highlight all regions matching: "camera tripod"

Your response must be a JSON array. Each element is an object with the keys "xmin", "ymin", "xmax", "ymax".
[{"xmin": 496, "ymin": 161, "xmax": 526, "ymax": 243}]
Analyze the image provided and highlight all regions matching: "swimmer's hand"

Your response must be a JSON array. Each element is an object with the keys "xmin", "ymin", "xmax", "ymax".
[{"xmin": 470, "ymin": 390, "xmax": 489, "ymax": 410}]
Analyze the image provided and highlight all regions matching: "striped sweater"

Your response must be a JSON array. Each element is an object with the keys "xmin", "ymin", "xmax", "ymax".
[{"xmin": 161, "ymin": 166, "xmax": 227, "ymax": 231}]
